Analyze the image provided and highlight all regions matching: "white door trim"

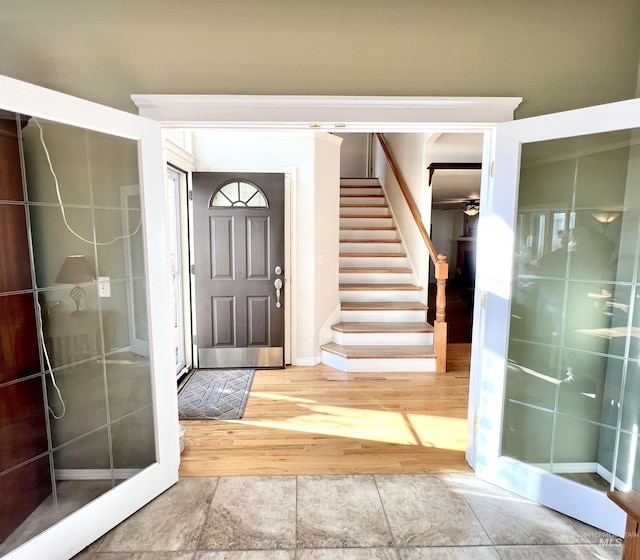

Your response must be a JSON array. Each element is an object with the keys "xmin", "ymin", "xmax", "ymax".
[
  {"xmin": 131, "ymin": 94, "xmax": 522, "ymax": 132},
  {"xmin": 130, "ymin": 94, "xmax": 523, "ymax": 458}
]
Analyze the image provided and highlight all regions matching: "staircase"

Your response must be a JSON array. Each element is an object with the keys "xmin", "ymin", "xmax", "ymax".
[{"xmin": 321, "ymin": 179, "xmax": 437, "ymax": 372}]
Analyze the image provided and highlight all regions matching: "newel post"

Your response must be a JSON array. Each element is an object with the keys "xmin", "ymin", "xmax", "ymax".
[{"xmin": 434, "ymin": 253, "xmax": 448, "ymax": 373}]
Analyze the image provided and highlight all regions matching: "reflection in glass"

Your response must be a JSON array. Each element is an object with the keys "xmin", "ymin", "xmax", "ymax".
[
  {"xmin": 502, "ymin": 127, "xmax": 640, "ymax": 493},
  {"xmin": 0, "ymin": 113, "xmax": 156, "ymax": 552}
]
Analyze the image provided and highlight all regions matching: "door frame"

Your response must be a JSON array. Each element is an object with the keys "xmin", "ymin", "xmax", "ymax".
[
  {"xmin": 164, "ymin": 138, "xmax": 196, "ymax": 376},
  {"xmin": 132, "ymin": 95, "xmax": 521, "ymax": 378},
  {"xmin": 0, "ymin": 76, "xmax": 179, "ymax": 559}
]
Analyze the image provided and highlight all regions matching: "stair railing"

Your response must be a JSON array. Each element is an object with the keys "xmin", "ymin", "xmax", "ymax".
[{"xmin": 376, "ymin": 133, "xmax": 448, "ymax": 373}]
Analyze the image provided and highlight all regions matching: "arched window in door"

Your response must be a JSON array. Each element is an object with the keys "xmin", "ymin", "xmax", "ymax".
[{"xmin": 210, "ymin": 180, "xmax": 269, "ymax": 208}]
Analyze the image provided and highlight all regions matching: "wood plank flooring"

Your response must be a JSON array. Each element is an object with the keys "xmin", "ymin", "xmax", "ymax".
[{"xmin": 179, "ymin": 343, "xmax": 473, "ymax": 477}]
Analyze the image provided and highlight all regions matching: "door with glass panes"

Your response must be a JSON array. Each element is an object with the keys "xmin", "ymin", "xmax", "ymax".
[
  {"xmin": 0, "ymin": 76, "xmax": 178, "ymax": 560},
  {"xmin": 475, "ymin": 97, "xmax": 640, "ymax": 536}
]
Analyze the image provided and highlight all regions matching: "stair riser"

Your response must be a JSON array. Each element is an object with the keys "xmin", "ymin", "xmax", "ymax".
[
  {"xmin": 332, "ymin": 331, "xmax": 434, "ymax": 346},
  {"xmin": 339, "ymin": 242, "xmax": 402, "ymax": 253},
  {"xmin": 340, "ymin": 205, "xmax": 389, "ymax": 216},
  {"xmin": 340, "ymin": 272, "xmax": 413, "ymax": 283},
  {"xmin": 321, "ymin": 351, "xmax": 437, "ymax": 373},
  {"xmin": 340, "ymin": 229, "xmax": 397, "ymax": 240},
  {"xmin": 340, "ymin": 179, "xmax": 381, "ymax": 187},
  {"xmin": 340, "ymin": 187, "xmax": 382, "ymax": 196},
  {"xmin": 339, "ymin": 290, "xmax": 421, "ymax": 303},
  {"xmin": 340, "ymin": 309, "xmax": 427, "ymax": 322},
  {"xmin": 340, "ymin": 255, "xmax": 407, "ymax": 268},
  {"xmin": 340, "ymin": 217, "xmax": 394, "ymax": 227},
  {"xmin": 340, "ymin": 196, "xmax": 387, "ymax": 206}
]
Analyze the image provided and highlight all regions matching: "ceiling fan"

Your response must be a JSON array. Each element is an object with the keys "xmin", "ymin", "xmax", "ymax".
[{"xmin": 462, "ymin": 199, "xmax": 480, "ymax": 216}]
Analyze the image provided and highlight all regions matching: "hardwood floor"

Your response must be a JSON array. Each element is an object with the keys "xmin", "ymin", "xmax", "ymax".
[{"xmin": 179, "ymin": 343, "xmax": 473, "ymax": 477}]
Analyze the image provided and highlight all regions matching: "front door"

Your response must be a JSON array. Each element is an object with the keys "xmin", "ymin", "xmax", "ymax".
[
  {"xmin": 192, "ymin": 172, "xmax": 285, "ymax": 368},
  {"xmin": 475, "ymin": 97, "xmax": 640, "ymax": 536}
]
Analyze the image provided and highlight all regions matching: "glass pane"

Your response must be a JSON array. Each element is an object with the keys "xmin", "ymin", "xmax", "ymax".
[
  {"xmin": 211, "ymin": 180, "xmax": 268, "ymax": 208},
  {"xmin": 0, "ymin": 112, "xmax": 156, "ymax": 552},
  {"xmin": 211, "ymin": 191, "xmax": 232, "ymax": 206},
  {"xmin": 502, "ymin": 127, "xmax": 640, "ymax": 493}
]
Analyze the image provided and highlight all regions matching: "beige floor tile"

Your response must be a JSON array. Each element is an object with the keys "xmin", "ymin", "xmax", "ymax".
[{"xmin": 198, "ymin": 476, "xmax": 296, "ymax": 550}]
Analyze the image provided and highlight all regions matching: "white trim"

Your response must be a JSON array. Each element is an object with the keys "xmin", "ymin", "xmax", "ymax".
[
  {"xmin": 596, "ymin": 463, "xmax": 633, "ymax": 492},
  {"xmin": 528, "ymin": 462, "xmax": 598, "ymax": 474},
  {"xmin": 55, "ymin": 469, "xmax": 143, "ymax": 480},
  {"xmin": 295, "ymin": 356, "xmax": 322, "ymax": 367},
  {"xmin": 164, "ymin": 138, "xmax": 196, "ymax": 171},
  {"xmin": 132, "ymin": 94, "xmax": 523, "ymax": 131}
]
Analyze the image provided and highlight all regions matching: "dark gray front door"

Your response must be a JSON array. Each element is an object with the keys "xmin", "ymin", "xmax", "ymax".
[{"xmin": 193, "ymin": 172, "xmax": 285, "ymax": 368}]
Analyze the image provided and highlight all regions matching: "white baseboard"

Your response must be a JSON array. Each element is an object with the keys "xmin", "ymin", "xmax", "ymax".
[
  {"xmin": 527, "ymin": 461, "xmax": 632, "ymax": 491},
  {"xmin": 56, "ymin": 468, "xmax": 142, "ymax": 481},
  {"xmin": 293, "ymin": 356, "xmax": 321, "ymax": 366},
  {"xmin": 596, "ymin": 463, "xmax": 632, "ymax": 491},
  {"xmin": 552, "ymin": 462, "xmax": 598, "ymax": 474}
]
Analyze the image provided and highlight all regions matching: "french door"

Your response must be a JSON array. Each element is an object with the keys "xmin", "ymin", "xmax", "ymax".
[
  {"xmin": 475, "ymin": 97, "xmax": 640, "ymax": 536},
  {"xmin": 0, "ymin": 76, "xmax": 178, "ymax": 559}
]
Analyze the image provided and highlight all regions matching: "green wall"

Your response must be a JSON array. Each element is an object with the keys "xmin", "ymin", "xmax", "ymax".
[{"xmin": 1, "ymin": 0, "xmax": 639, "ymax": 118}]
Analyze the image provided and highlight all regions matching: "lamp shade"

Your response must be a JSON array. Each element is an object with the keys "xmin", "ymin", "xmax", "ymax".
[{"xmin": 55, "ymin": 255, "xmax": 96, "ymax": 284}]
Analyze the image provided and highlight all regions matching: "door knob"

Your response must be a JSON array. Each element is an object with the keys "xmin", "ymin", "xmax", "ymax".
[{"xmin": 274, "ymin": 278, "xmax": 283, "ymax": 308}]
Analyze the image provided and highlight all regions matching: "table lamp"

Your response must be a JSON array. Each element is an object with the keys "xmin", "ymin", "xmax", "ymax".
[{"xmin": 55, "ymin": 255, "xmax": 96, "ymax": 314}]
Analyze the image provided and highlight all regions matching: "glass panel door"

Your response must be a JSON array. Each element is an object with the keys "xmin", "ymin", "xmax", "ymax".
[
  {"xmin": 0, "ymin": 77, "xmax": 178, "ymax": 560},
  {"xmin": 475, "ymin": 98, "xmax": 640, "ymax": 536}
]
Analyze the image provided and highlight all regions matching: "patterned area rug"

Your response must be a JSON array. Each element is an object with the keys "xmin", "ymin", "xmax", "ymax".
[{"xmin": 178, "ymin": 369, "xmax": 255, "ymax": 420}]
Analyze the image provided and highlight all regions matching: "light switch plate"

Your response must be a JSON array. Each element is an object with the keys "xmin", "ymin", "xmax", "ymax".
[{"xmin": 98, "ymin": 276, "xmax": 111, "ymax": 297}]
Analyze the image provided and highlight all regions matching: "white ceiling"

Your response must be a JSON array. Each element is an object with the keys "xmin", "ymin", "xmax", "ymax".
[{"xmin": 428, "ymin": 133, "xmax": 483, "ymax": 209}]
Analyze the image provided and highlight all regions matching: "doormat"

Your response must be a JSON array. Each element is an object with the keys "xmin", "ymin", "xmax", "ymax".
[{"xmin": 178, "ymin": 369, "xmax": 255, "ymax": 420}]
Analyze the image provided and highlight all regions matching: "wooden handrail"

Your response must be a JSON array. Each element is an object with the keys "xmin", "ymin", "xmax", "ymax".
[
  {"xmin": 376, "ymin": 132, "xmax": 448, "ymax": 372},
  {"xmin": 376, "ymin": 133, "xmax": 439, "ymax": 263}
]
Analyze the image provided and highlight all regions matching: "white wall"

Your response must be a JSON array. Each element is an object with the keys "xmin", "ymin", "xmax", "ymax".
[
  {"xmin": 376, "ymin": 133, "xmax": 432, "ymax": 301},
  {"xmin": 314, "ymin": 135, "xmax": 342, "ymax": 351},
  {"xmin": 426, "ymin": 133, "xmax": 484, "ymax": 162},
  {"xmin": 190, "ymin": 131, "xmax": 341, "ymax": 364},
  {"xmin": 334, "ymin": 133, "xmax": 368, "ymax": 178}
]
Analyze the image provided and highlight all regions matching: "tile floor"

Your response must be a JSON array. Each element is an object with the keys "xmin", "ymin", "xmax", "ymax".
[{"xmin": 72, "ymin": 474, "xmax": 623, "ymax": 560}]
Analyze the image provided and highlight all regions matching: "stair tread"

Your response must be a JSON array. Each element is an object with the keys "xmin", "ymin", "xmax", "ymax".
[
  {"xmin": 340, "ymin": 267, "xmax": 412, "ymax": 273},
  {"xmin": 340, "ymin": 194, "xmax": 385, "ymax": 198},
  {"xmin": 340, "ymin": 252, "xmax": 406, "ymax": 257},
  {"xmin": 339, "ymin": 283, "xmax": 422, "ymax": 291},
  {"xmin": 331, "ymin": 321, "xmax": 434, "ymax": 333},
  {"xmin": 321, "ymin": 342, "xmax": 436, "ymax": 359},
  {"xmin": 341, "ymin": 301, "xmax": 427, "ymax": 310}
]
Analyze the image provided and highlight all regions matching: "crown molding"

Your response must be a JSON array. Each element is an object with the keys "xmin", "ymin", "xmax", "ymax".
[{"xmin": 131, "ymin": 94, "xmax": 522, "ymax": 131}]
